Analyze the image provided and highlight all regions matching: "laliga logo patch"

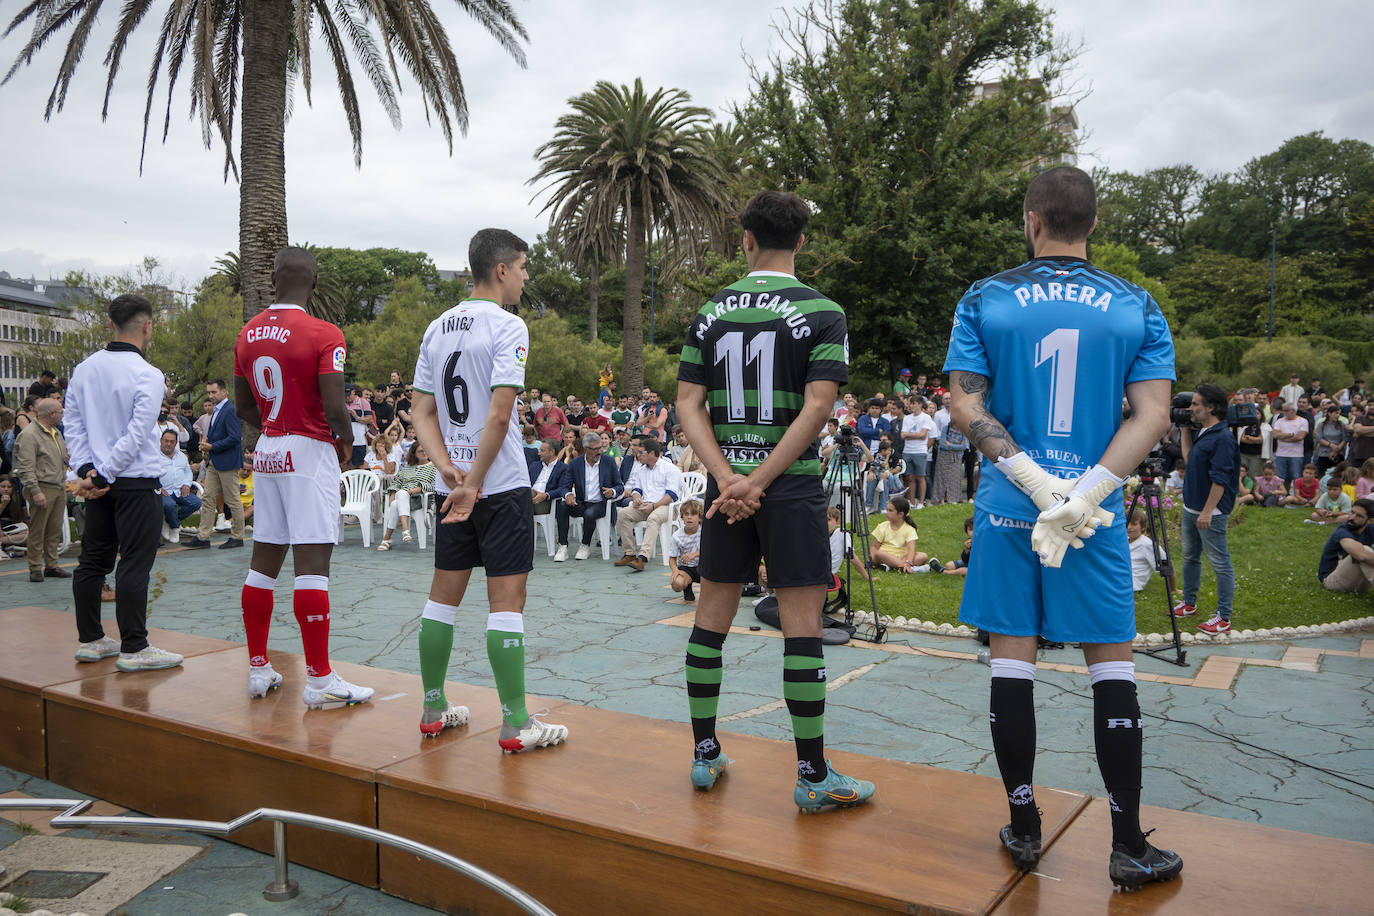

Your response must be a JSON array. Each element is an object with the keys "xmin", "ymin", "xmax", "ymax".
[
  {"xmin": 332, "ymin": 346, "xmax": 346, "ymax": 371},
  {"xmin": 514, "ymin": 345, "xmax": 528, "ymax": 366},
  {"xmin": 755, "ymin": 278, "xmax": 768, "ymax": 285}
]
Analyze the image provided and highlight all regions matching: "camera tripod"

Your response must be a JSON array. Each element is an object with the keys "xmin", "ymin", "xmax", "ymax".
[
  {"xmin": 1125, "ymin": 469, "xmax": 1187, "ymax": 667},
  {"xmin": 823, "ymin": 442, "xmax": 886, "ymax": 643}
]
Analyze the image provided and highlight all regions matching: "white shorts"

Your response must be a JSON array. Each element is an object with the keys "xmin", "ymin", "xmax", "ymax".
[{"xmin": 251, "ymin": 434, "xmax": 341, "ymax": 544}]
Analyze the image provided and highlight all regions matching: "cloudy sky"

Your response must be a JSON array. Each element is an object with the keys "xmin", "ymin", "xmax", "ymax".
[{"xmin": 2, "ymin": 0, "xmax": 1370, "ymax": 287}]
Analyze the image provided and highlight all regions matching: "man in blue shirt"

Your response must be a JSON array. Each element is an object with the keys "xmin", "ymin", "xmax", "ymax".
[
  {"xmin": 944, "ymin": 166, "xmax": 1181, "ymax": 891},
  {"xmin": 854, "ymin": 399, "xmax": 890, "ymax": 453},
  {"xmin": 1173, "ymin": 384, "xmax": 1239, "ymax": 633}
]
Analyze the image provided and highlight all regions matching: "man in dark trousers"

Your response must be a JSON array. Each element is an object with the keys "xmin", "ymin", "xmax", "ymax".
[
  {"xmin": 187, "ymin": 378, "xmax": 244, "ymax": 548},
  {"xmin": 555, "ymin": 432, "xmax": 625, "ymax": 561},
  {"xmin": 65, "ymin": 294, "xmax": 183, "ymax": 671}
]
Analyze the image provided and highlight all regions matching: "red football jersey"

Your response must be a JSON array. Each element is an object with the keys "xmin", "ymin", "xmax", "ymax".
[{"xmin": 233, "ymin": 305, "xmax": 346, "ymax": 443}]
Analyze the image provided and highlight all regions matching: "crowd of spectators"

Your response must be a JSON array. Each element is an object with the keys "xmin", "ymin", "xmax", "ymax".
[{"xmin": 4, "ymin": 359, "xmax": 1372, "ymax": 605}]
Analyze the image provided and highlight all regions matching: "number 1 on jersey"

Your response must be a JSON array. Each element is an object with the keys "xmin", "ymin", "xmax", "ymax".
[
  {"xmin": 1035, "ymin": 328, "xmax": 1078, "ymax": 438},
  {"xmin": 715, "ymin": 330, "xmax": 777, "ymax": 422}
]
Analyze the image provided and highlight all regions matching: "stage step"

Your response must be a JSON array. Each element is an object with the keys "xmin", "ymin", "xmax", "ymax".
[{"xmin": 994, "ymin": 797, "xmax": 1373, "ymax": 915}]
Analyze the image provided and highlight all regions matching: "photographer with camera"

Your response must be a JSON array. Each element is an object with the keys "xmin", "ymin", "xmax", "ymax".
[
  {"xmin": 1172, "ymin": 384, "xmax": 1239, "ymax": 634},
  {"xmin": 864, "ymin": 434, "xmax": 905, "ymax": 514}
]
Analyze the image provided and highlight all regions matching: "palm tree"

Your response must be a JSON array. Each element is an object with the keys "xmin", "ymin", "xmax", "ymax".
[
  {"xmin": 4, "ymin": 0, "xmax": 526, "ymax": 321},
  {"xmin": 214, "ymin": 247, "xmax": 348, "ymax": 325},
  {"xmin": 532, "ymin": 78, "xmax": 730, "ymax": 390},
  {"xmin": 557, "ymin": 200, "xmax": 622, "ymax": 342}
]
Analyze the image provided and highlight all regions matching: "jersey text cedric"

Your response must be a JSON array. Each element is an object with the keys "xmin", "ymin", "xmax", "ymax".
[{"xmin": 233, "ymin": 304, "xmax": 346, "ymax": 443}]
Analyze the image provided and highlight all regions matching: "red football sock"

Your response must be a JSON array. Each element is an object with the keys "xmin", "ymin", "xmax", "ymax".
[
  {"xmin": 293, "ymin": 575, "xmax": 332, "ymax": 678},
  {"xmin": 241, "ymin": 572, "xmax": 276, "ymax": 668}
]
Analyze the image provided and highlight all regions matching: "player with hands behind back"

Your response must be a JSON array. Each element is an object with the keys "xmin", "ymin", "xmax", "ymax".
[{"xmin": 944, "ymin": 167, "xmax": 1182, "ymax": 892}]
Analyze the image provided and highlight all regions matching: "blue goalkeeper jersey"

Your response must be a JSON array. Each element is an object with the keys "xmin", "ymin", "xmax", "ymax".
[{"xmin": 943, "ymin": 255, "xmax": 1175, "ymax": 521}]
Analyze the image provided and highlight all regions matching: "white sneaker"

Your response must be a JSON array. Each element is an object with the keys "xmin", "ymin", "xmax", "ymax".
[
  {"xmin": 498, "ymin": 710, "xmax": 569, "ymax": 753},
  {"xmin": 553, "ymin": 545, "xmax": 568, "ymax": 562},
  {"xmin": 214, "ymin": 517, "xmax": 232, "ymax": 532},
  {"xmin": 248, "ymin": 665, "xmax": 284, "ymax": 698},
  {"xmin": 75, "ymin": 636, "xmax": 121, "ymax": 662},
  {"xmin": 575, "ymin": 544, "xmax": 591, "ymax": 560},
  {"xmin": 418, "ymin": 704, "xmax": 470, "ymax": 737},
  {"xmin": 167, "ymin": 527, "xmax": 180, "ymax": 544},
  {"xmin": 302, "ymin": 672, "xmax": 374, "ymax": 709},
  {"xmin": 160, "ymin": 523, "xmax": 173, "ymax": 543},
  {"xmin": 914, "ymin": 502, "xmax": 925, "ymax": 510},
  {"xmin": 115, "ymin": 645, "xmax": 184, "ymax": 672}
]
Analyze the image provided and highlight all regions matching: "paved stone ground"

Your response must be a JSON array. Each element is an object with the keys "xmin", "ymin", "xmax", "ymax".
[{"xmin": 2, "ymin": 526, "xmax": 1372, "ymax": 913}]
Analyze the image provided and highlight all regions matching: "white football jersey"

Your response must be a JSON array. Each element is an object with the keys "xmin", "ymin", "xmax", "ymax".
[{"xmin": 412, "ymin": 299, "xmax": 529, "ymax": 496}]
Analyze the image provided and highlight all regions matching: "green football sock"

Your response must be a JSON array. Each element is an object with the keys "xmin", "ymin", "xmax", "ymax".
[
  {"xmin": 486, "ymin": 612, "xmax": 529, "ymax": 727},
  {"xmin": 418, "ymin": 603, "xmax": 456, "ymax": 711}
]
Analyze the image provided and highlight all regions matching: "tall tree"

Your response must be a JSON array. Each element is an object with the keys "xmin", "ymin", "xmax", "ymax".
[
  {"xmin": 4, "ymin": 0, "xmax": 527, "ymax": 321},
  {"xmin": 736, "ymin": 0, "xmax": 1076, "ymax": 378},
  {"xmin": 531, "ymin": 78, "xmax": 730, "ymax": 391}
]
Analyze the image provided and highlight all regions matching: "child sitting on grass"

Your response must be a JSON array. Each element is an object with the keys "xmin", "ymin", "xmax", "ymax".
[
  {"xmin": 1308, "ymin": 479, "xmax": 1352, "ymax": 526},
  {"xmin": 869, "ymin": 495, "xmax": 937, "ymax": 573},
  {"xmin": 1280, "ymin": 463, "xmax": 1321, "ymax": 508},
  {"xmin": 669, "ymin": 500, "xmax": 703, "ymax": 602},
  {"xmin": 939, "ymin": 515, "xmax": 975, "ymax": 576}
]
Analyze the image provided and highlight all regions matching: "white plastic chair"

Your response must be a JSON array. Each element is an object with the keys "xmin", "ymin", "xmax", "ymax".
[
  {"xmin": 632, "ymin": 516, "xmax": 674, "ymax": 567},
  {"xmin": 58, "ymin": 502, "xmax": 72, "ymax": 555},
  {"xmin": 411, "ymin": 490, "xmax": 436, "ymax": 550},
  {"xmin": 680, "ymin": 472, "xmax": 707, "ymax": 502},
  {"xmin": 569, "ymin": 512, "xmax": 613, "ymax": 560},
  {"xmin": 338, "ymin": 470, "xmax": 381, "ymax": 547},
  {"xmin": 533, "ymin": 510, "xmax": 556, "ymax": 557}
]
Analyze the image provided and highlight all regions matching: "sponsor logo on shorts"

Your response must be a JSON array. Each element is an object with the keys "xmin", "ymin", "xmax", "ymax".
[
  {"xmin": 254, "ymin": 451, "xmax": 296, "ymax": 474},
  {"xmin": 332, "ymin": 346, "xmax": 346, "ymax": 372},
  {"xmin": 989, "ymin": 514, "xmax": 1033, "ymax": 530}
]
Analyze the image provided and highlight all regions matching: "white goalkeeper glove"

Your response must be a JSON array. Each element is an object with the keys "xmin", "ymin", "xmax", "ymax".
[
  {"xmin": 994, "ymin": 452, "xmax": 1073, "ymax": 512},
  {"xmin": 1030, "ymin": 464, "xmax": 1125, "ymax": 568}
]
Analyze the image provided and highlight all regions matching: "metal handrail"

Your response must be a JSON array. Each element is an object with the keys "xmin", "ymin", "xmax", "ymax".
[{"xmin": 0, "ymin": 798, "xmax": 555, "ymax": 915}]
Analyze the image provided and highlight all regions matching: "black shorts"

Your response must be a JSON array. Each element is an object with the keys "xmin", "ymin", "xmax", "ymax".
[
  {"xmin": 434, "ymin": 487, "xmax": 534, "ymax": 577},
  {"xmin": 676, "ymin": 566, "xmax": 701, "ymax": 583},
  {"xmin": 699, "ymin": 476, "xmax": 830, "ymax": 588}
]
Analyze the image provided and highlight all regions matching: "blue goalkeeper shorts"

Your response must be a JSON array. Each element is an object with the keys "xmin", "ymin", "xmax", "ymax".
[{"xmin": 959, "ymin": 508, "xmax": 1136, "ymax": 644}]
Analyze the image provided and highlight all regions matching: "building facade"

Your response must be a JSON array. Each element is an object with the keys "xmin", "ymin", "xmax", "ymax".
[{"xmin": 0, "ymin": 274, "xmax": 82, "ymax": 407}]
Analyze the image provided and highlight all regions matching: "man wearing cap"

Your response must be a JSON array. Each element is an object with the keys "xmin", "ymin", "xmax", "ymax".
[{"xmin": 893, "ymin": 369, "xmax": 913, "ymax": 396}]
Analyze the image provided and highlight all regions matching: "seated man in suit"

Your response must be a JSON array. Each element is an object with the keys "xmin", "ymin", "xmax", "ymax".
[
  {"xmin": 528, "ymin": 438, "xmax": 570, "ymax": 519},
  {"xmin": 556, "ymin": 432, "xmax": 625, "ymax": 562}
]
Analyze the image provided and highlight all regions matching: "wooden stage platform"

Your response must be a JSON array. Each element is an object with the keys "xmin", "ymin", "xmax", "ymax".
[{"xmin": 3, "ymin": 605, "xmax": 1371, "ymax": 914}]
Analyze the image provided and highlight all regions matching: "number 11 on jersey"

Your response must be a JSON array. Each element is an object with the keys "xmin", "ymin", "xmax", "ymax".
[{"xmin": 1035, "ymin": 328, "xmax": 1078, "ymax": 438}]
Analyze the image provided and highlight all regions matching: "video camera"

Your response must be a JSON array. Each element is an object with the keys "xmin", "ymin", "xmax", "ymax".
[
  {"xmin": 1135, "ymin": 455, "xmax": 1166, "ymax": 481},
  {"xmin": 1170, "ymin": 392, "xmax": 1197, "ymax": 428}
]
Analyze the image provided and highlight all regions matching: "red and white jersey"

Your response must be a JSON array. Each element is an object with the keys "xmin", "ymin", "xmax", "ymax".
[{"xmin": 233, "ymin": 304, "xmax": 346, "ymax": 443}]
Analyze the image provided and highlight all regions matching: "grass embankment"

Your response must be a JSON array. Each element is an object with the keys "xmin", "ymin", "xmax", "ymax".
[{"xmin": 845, "ymin": 502, "xmax": 1370, "ymax": 633}]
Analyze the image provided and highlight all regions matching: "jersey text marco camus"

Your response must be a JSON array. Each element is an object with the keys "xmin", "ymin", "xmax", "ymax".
[{"xmin": 695, "ymin": 293, "xmax": 813, "ymax": 340}]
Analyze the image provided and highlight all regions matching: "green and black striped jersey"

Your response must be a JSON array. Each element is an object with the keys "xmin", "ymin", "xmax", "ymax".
[{"xmin": 677, "ymin": 270, "xmax": 848, "ymax": 495}]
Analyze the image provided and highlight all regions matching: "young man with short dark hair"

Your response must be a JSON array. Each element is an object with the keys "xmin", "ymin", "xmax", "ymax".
[
  {"xmin": 410, "ymin": 228, "xmax": 567, "ymax": 750},
  {"xmin": 677, "ymin": 190, "xmax": 874, "ymax": 810}
]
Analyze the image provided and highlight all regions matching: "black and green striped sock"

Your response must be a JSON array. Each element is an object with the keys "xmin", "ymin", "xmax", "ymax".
[
  {"xmin": 784, "ymin": 636, "xmax": 829, "ymax": 782},
  {"xmin": 686, "ymin": 626, "xmax": 727, "ymax": 760}
]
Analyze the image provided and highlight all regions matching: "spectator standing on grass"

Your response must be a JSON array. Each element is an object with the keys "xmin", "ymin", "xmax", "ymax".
[
  {"xmin": 1347, "ymin": 404, "xmax": 1374, "ymax": 465},
  {"xmin": 1279, "ymin": 374, "xmax": 1304, "ymax": 408},
  {"xmin": 1175, "ymin": 385, "xmax": 1238, "ymax": 634},
  {"xmin": 856, "ymin": 398, "xmax": 890, "ymax": 453},
  {"xmin": 893, "ymin": 369, "xmax": 913, "ymax": 396},
  {"xmin": 1236, "ymin": 409, "xmax": 1267, "ymax": 480},
  {"xmin": 1318, "ymin": 498, "xmax": 1374, "ymax": 592},
  {"xmin": 534, "ymin": 393, "xmax": 567, "ymax": 441},
  {"xmin": 1314, "ymin": 404, "xmax": 1347, "ymax": 476},
  {"xmin": 930, "ymin": 408, "xmax": 970, "ymax": 505},
  {"xmin": 1271, "ymin": 403, "xmax": 1309, "ymax": 485},
  {"xmin": 901, "ymin": 396, "xmax": 938, "ymax": 508},
  {"xmin": 1310, "ymin": 479, "xmax": 1352, "ymax": 526}
]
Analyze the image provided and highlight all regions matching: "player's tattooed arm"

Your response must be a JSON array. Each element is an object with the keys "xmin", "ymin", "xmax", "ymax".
[{"xmin": 947, "ymin": 370, "xmax": 1022, "ymax": 461}]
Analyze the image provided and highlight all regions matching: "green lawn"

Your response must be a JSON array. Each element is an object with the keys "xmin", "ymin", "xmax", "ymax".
[{"xmin": 844, "ymin": 502, "xmax": 1371, "ymax": 634}]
